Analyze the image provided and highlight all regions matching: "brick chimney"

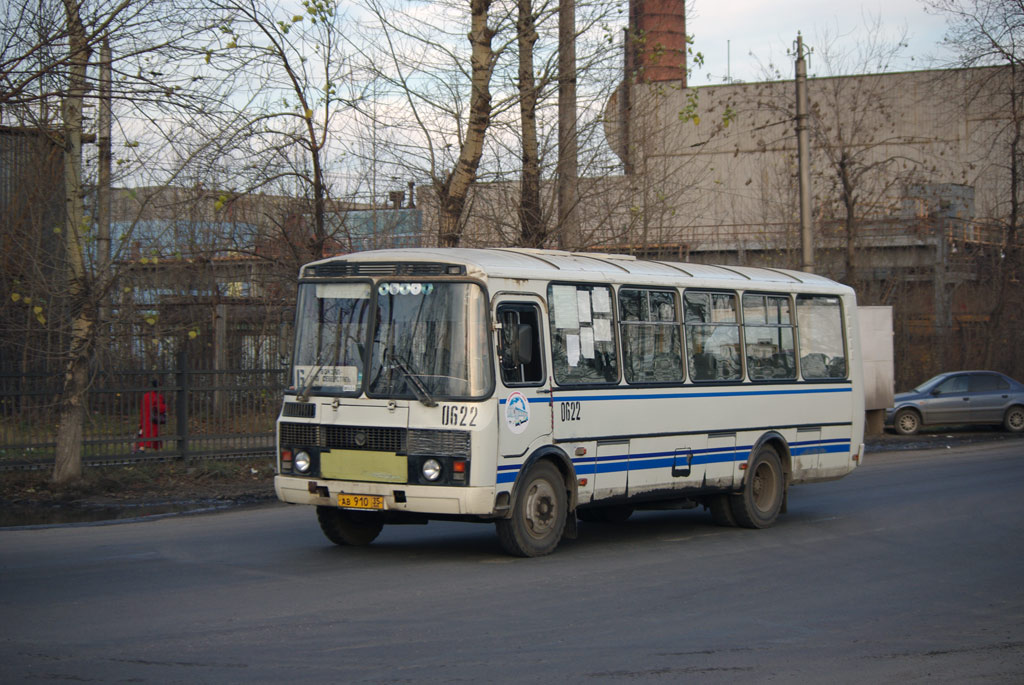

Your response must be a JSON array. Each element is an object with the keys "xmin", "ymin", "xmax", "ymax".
[{"xmin": 629, "ymin": 0, "xmax": 687, "ymax": 85}]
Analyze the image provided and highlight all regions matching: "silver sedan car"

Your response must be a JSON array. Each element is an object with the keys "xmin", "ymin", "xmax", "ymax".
[{"xmin": 886, "ymin": 371, "xmax": 1024, "ymax": 435}]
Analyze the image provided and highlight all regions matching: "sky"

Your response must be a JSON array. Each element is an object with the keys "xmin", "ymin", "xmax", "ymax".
[{"xmin": 686, "ymin": 0, "xmax": 958, "ymax": 86}]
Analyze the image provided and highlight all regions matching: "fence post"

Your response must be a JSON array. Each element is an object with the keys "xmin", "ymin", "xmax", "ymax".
[
  {"xmin": 176, "ymin": 344, "xmax": 190, "ymax": 462},
  {"xmin": 214, "ymin": 303, "xmax": 228, "ymax": 415}
]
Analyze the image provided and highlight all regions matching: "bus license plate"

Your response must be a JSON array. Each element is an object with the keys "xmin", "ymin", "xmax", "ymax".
[{"xmin": 338, "ymin": 493, "xmax": 384, "ymax": 510}]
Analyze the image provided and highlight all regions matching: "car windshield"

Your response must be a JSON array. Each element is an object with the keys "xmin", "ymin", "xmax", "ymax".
[
  {"xmin": 292, "ymin": 281, "xmax": 493, "ymax": 401},
  {"xmin": 913, "ymin": 375, "xmax": 947, "ymax": 393}
]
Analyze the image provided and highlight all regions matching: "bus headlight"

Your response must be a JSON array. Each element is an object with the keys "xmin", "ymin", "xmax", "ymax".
[
  {"xmin": 422, "ymin": 458, "xmax": 442, "ymax": 481},
  {"xmin": 294, "ymin": 450, "xmax": 312, "ymax": 474}
]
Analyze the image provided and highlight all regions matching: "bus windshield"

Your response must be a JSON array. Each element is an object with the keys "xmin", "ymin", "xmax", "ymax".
[
  {"xmin": 368, "ymin": 281, "xmax": 493, "ymax": 401},
  {"xmin": 291, "ymin": 280, "xmax": 493, "ymax": 401},
  {"xmin": 292, "ymin": 282, "xmax": 372, "ymax": 395}
]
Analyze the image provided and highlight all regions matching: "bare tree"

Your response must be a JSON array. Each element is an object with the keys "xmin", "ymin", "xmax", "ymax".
[
  {"xmin": 203, "ymin": 0, "xmax": 366, "ymax": 260},
  {"xmin": 800, "ymin": 23, "xmax": 922, "ymax": 285},
  {"xmin": 924, "ymin": 0, "xmax": 1024, "ymax": 370},
  {"xmin": 352, "ymin": 0, "xmax": 515, "ymax": 247},
  {"xmin": 51, "ymin": 0, "xmax": 94, "ymax": 484},
  {"xmin": 516, "ymin": 0, "xmax": 544, "ymax": 247},
  {"xmin": 1, "ymin": 0, "xmax": 230, "ymax": 484}
]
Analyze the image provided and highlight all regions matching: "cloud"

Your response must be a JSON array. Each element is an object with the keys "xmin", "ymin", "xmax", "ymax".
[{"xmin": 687, "ymin": 0, "xmax": 953, "ymax": 84}]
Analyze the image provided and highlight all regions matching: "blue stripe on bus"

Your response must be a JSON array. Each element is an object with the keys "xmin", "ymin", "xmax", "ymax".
[
  {"xmin": 496, "ymin": 438, "xmax": 852, "ymax": 483},
  {"xmin": 500, "ymin": 386, "xmax": 852, "ymax": 404}
]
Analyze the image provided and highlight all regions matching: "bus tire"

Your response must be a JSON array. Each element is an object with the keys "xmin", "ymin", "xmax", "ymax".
[
  {"xmin": 730, "ymin": 445, "xmax": 785, "ymax": 529},
  {"xmin": 893, "ymin": 408, "xmax": 921, "ymax": 435},
  {"xmin": 496, "ymin": 461, "xmax": 567, "ymax": 557},
  {"xmin": 708, "ymin": 494, "xmax": 737, "ymax": 527},
  {"xmin": 317, "ymin": 506, "xmax": 383, "ymax": 546},
  {"xmin": 1004, "ymin": 405, "xmax": 1024, "ymax": 433}
]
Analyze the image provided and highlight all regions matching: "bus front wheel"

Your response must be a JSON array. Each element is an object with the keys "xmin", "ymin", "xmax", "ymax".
[
  {"xmin": 317, "ymin": 506, "xmax": 383, "ymax": 546},
  {"xmin": 496, "ymin": 461, "xmax": 567, "ymax": 557},
  {"xmin": 730, "ymin": 445, "xmax": 785, "ymax": 529}
]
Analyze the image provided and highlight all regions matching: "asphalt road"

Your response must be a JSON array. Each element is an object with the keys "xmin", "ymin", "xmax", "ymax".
[{"xmin": 2, "ymin": 440, "xmax": 1023, "ymax": 683}]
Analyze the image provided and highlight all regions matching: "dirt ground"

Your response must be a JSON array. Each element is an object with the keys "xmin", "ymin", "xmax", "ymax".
[
  {"xmin": 0, "ymin": 458, "xmax": 277, "ymax": 526},
  {"xmin": 1, "ymin": 428, "xmax": 1019, "ymax": 526}
]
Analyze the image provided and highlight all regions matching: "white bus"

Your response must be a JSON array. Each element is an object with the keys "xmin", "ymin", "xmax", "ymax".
[{"xmin": 275, "ymin": 248, "xmax": 865, "ymax": 556}]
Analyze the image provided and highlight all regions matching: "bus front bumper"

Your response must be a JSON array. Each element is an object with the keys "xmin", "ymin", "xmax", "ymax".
[{"xmin": 274, "ymin": 474, "xmax": 500, "ymax": 517}]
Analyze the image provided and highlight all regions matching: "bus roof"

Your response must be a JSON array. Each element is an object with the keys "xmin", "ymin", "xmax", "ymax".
[{"xmin": 303, "ymin": 247, "xmax": 846, "ymax": 290}]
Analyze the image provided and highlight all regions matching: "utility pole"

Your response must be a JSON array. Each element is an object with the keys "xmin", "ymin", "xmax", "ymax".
[
  {"xmin": 794, "ymin": 33, "xmax": 814, "ymax": 273},
  {"xmin": 557, "ymin": 0, "xmax": 578, "ymax": 251}
]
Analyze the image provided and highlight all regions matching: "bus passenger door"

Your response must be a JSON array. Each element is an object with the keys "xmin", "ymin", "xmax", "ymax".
[{"xmin": 495, "ymin": 298, "xmax": 552, "ymax": 460}]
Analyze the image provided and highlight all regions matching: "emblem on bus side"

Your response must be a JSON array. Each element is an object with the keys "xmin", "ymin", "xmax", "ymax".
[{"xmin": 505, "ymin": 391, "xmax": 530, "ymax": 434}]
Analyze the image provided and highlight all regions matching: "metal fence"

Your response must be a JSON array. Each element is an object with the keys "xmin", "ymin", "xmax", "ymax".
[{"xmin": 0, "ymin": 346, "xmax": 287, "ymax": 470}]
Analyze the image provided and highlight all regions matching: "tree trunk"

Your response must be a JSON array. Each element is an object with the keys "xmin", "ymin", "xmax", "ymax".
[
  {"xmin": 556, "ymin": 0, "xmax": 578, "ymax": 250},
  {"xmin": 53, "ymin": 0, "xmax": 93, "ymax": 486},
  {"xmin": 983, "ymin": 66, "xmax": 1022, "ymax": 368},
  {"xmin": 517, "ymin": 0, "xmax": 543, "ymax": 247},
  {"xmin": 839, "ymin": 156, "xmax": 857, "ymax": 285},
  {"xmin": 54, "ymin": 311, "xmax": 95, "ymax": 483},
  {"xmin": 436, "ymin": 0, "xmax": 495, "ymax": 247},
  {"xmin": 306, "ymin": 114, "xmax": 328, "ymax": 260}
]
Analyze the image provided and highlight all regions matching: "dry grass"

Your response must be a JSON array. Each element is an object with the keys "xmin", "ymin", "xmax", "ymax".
[{"xmin": 0, "ymin": 458, "xmax": 277, "ymax": 507}]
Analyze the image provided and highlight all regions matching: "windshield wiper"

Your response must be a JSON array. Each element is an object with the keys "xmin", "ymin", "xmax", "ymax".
[
  {"xmin": 296, "ymin": 363, "xmax": 322, "ymax": 403},
  {"xmin": 297, "ymin": 340, "xmax": 338, "ymax": 402},
  {"xmin": 391, "ymin": 354, "xmax": 438, "ymax": 407}
]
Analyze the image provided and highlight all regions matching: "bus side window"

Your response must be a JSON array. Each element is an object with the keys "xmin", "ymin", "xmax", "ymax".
[
  {"xmin": 497, "ymin": 304, "xmax": 544, "ymax": 386},
  {"xmin": 547, "ymin": 284, "xmax": 619, "ymax": 385},
  {"xmin": 743, "ymin": 293, "xmax": 796, "ymax": 381},
  {"xmin": 684, "ymin": 290, "xmax": 742, "ymax": 382},
  {"xmin": 619, "ymin": 288, "xmax": 683, "ymax": 384},
  {"xmin": 796, "ymin": 295, "xmax": 847, "ymax": 380}
]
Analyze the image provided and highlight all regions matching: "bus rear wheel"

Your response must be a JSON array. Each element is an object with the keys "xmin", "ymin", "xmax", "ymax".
[
  {"xmin": 708, "ymin": 495, "xmax": 737, "ymax": 526},
  {"xmin": 730, "ymin": 445, "xmax": 785, "ymax": 529},
  {"xmin": 317, "ymin": 506, "xmax": 383, "ymax": 546},
  {"xmin": 496, "ymin": 461, "xmax": 567, "ymax": 557}
]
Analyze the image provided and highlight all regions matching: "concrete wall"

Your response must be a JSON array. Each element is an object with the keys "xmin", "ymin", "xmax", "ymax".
[{"xmin": 421, "ymin": 66, "xmax": 1015, "ymax": 264}]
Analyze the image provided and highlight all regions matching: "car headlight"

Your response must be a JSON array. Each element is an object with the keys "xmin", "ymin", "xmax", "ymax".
[
  {"xmin": 294, "ymin": 450, "xmax": 312, "ymax": 474},
  {"xmin": 422, "ymin": 458, "xmax": 442, "ymax": 481}
]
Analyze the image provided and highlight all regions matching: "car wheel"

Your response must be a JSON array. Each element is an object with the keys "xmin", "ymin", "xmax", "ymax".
[
  {"xmin": 1004, "ymin": 405, "xmax": 1024, "ymax": 433},
  {"xmin": 893, "ymin": 408, "xmax": 921, "ymax": 435}
]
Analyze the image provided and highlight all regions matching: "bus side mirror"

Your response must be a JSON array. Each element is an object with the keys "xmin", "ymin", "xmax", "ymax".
[{"xmin": 514, "ymin": 323, "xmax": 533, "ymax": 366}]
